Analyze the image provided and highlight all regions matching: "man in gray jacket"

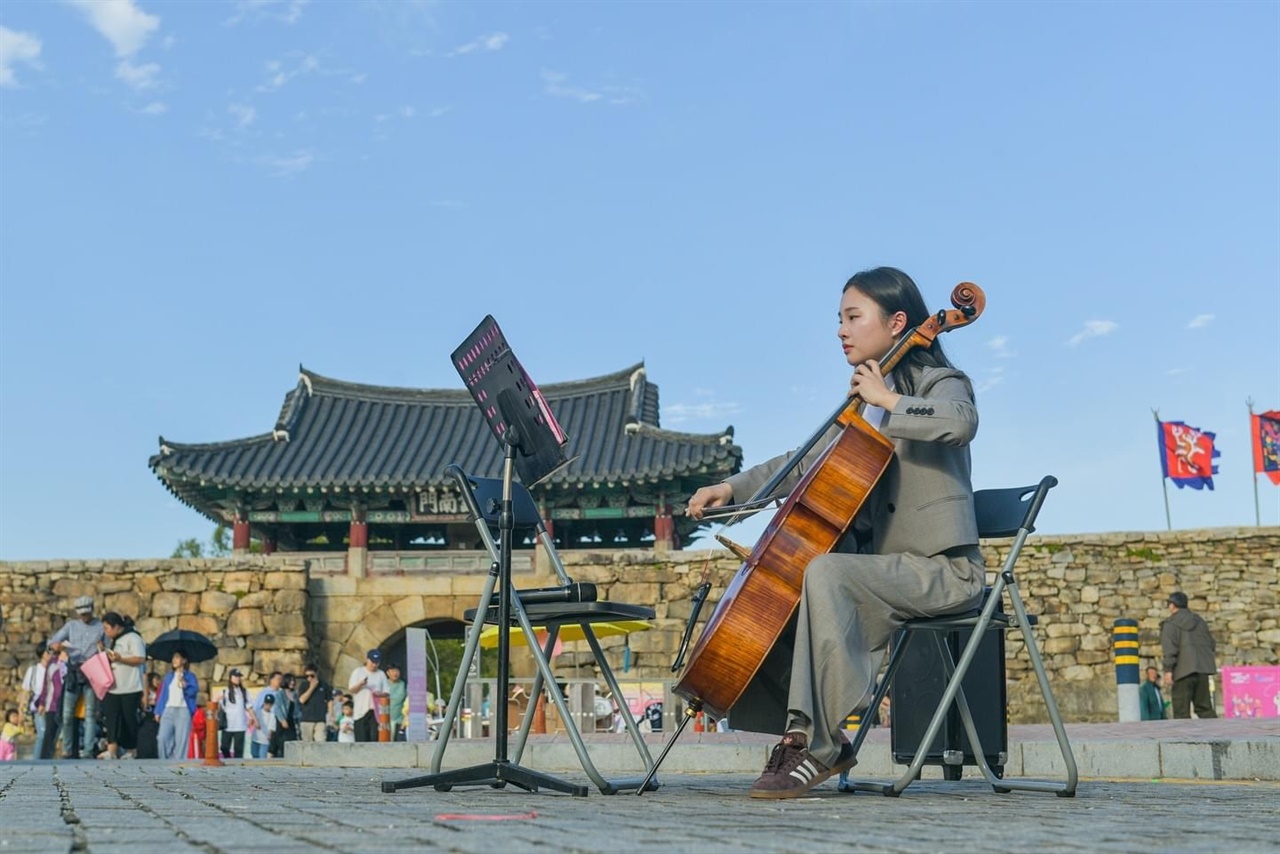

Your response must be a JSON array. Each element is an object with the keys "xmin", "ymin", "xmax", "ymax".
[{"xmin": 1160, "ymin": 592, "xmax": 1218, "ymax": 719}]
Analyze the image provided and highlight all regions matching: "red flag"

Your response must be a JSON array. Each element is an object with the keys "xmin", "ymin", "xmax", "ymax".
[
  {"xmin": 1157, "ymin": 419, "xmax": 1219, "ymax": 490},
  {"xmin": 1251, "ymin": 410, "xmax": 1280, "ymax": 485}
]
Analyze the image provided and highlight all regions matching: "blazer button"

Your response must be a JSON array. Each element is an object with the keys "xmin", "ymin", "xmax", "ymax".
[
  {"xmin": 887, "ymin": 503, "xmax": 896, "ymax": 513},
  {"xmin": 926, "ymin": 407, "xmax": 935, "ymax": 415}
]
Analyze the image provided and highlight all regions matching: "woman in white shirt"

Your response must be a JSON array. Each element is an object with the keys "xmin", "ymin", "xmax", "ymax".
[
  {"xmin": 101, "ymin": 613, "xmax": 146, "ymax": 760},
  {"xmin": 219, "ymin": 670, "xmax": 250, "ymax": 758}
]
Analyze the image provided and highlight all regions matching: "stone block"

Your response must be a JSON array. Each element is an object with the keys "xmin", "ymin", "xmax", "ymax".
[
  {"xmin": 608, "ymin": 582, "xmax": 662, "ymax": 605},
  {"xmin": 390, "ymin": 596, "xmax": 427, "ymax": 628},
  {"xmin": 246, "ymin": 635, "xmax": 310, "ymax": 650},
  {"xmin": 199, "ymin": 591, "xmax": 238, "ymax": 617},
  {"xmin": 263, "ymin": 613, "xmax": 306, "ymax": 636},
  {"xmin": 51, "ymin": 579, "xmax": 94, "ymax": 598},
  {"xmin": 308, "ymin": 575, "xmax": 357, "ymax": 596},
  {"xmin": 226, "ymin": 609, "xmax": 265, "ymax": 637},
  {"xmin": 318, "ymin": 597, "xmax": 370, "ymax": 624},
  {"xmin": 253, "ymin": 650, "xmax": 305, "ymax": 675},
  {"xmin": 1160, "ymin": 741, "xmax": 1221, "ymax": 779},
  {"xmin": 273, "ymin": 589, "xmax": 307, "ymax": 614},
  {"xmin": 264, "ymin": 571, "xmax": 306, "ymax": 590},
  {"xmin": 134, "ymin": 575, "xmax": 162, "ymax": 594},
  {"xmin": 151, "ymin": 591, "xmax": 183, "ymax": 618},
  {"xmin": 161, "ymin": 573, "xmax": 208, "ymax": 593},
  {"xmin": 221, "ymin": 572, "xmax": 258, "ymax": 594},
  {"xmin": 237, "ymin": 591, "xmax": 273, "ymax": 609},
  {"xmin": 360, "ymin": 605, "xmax": 403, "ymax": 643},
  {"xmin": 426, "ymin": 596, "xmax": 464, "ymax": 620},
  {"xmin": 289, "ymin": 741, "xmax": 419, "ymax": 768},
  {"xmin": 177, "ymin": 614, "xmax": 220, "ymax": 636},
  {"xmin": 1217, "ymin": 740, "xmax": 1280, "ymax": 781},
  {"xmin": 103, "ymin": 591, "xmax": 142, "ymax": 618},
  {"xmin": 134, "ymin": 617, "xmax": 172, "ymax": 639}
]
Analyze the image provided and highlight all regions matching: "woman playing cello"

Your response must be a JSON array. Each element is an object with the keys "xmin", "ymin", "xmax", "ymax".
[{"xmin": 686, "ymin": 266, "xmax": 986, "ymax": 799}]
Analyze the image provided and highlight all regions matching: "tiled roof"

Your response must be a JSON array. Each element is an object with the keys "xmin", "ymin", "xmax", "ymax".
[{"xmin": 150, "ymin": 364, "xmax": 741, "ymax": 503}]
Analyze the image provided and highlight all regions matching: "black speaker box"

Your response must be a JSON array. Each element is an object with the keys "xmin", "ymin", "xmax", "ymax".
[{"xmin": 889, "ymin": 615, "xmax": 1007, "ymax": 776}]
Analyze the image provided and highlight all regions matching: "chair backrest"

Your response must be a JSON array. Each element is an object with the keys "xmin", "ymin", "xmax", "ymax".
[
  {"xmin": 446, "ymin": 464, "xmax": 544, "ymax": 531},
  {"xmin": 973, "ymin": 476, "xmax": 1057, "ymax": 539}
]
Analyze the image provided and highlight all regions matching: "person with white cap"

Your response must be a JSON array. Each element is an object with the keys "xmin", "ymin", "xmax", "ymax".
[
  {"xmin": 48, "ymin": 595, "xmax": 106, "ymax": 758},
  {"xmin": 348, "ymin": 649, "xmax": 389, "ymax": 743}
]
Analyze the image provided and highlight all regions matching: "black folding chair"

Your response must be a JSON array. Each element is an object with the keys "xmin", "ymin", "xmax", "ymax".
[
  {"xmin": 429, "ymin": 465, "xmax": 658, "ymax": 794},
  {"xmin": 841, "ymin": 476, "xmax": 1078, "ymax": 797}
]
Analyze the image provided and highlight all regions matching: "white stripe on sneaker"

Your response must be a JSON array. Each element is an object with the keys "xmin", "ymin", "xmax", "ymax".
[{"xmin": 789, "ymin": 759, "xmax": 819, "ymax": 783}]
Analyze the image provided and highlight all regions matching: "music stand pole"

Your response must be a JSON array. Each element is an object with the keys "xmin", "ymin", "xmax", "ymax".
[{"xmin": 382, "ymin": 420, "xmax": 587, "ymax": 796}]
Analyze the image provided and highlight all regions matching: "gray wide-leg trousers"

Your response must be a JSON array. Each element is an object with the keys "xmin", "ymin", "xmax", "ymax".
[{"xmin": 731, "ymin": 547, "xmax": 984, "ymax": 767}]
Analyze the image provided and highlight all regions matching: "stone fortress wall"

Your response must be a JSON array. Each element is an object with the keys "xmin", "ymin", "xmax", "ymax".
[{"xmin": 1, "ymin": 525, "xmax": 1276, "ymax": 724}]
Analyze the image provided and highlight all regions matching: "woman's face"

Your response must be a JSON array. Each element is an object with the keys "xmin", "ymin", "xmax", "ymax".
[
  {"xmin": 171, "ymin": 653, "xmax": 187, "ymax": 669},
  {"xmin": 838, "ymin": 286, "xmax": 905, "ymax": 366}
]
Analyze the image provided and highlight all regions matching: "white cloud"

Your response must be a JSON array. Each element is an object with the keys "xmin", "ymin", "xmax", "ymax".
[
  {"xmin": 541, "ymin": 69, "xmax": 641, "ymax": 105},
  {"xmin": 1186, "ymin": 314, "xmax": 1214, "ymax": 329},
  {"xmin": 226, "ymin": 0, "xmax": 309, "ymax": 26},
  {"xmin": 0, "ymin": 26, "xmax": 42, "ymax": 88},
  {"xmin": 542, "ymin": 70, "xmax": 600, "ymax": 103},
  {"xmin": 228, "ymin": 102, "xmax": 256, "ymax": 128},
  {"xmin": 974, "ymin": 375, "xmax": 1005, "ymax": 394},
  {"xmin": 448, "ymin": 32, "xmax": 509, "ymax": 57},
  {"xmin": 67, "ymin": 0, "xmax": 160, "ymax": 57},
  {"xmin": 986, "ymin": 336, "xmax": 1013, "ymax": 359},
  {"xmin": 398, "ymin": 105, "xmax": 415, "ymax": 119},
  {"xmin": 426, "ymin": 106, "xmax": 450, "ymax": 119},
  {"xmin": 663, "ymin": 400, "xmax": 742, "ymax": 425},
  {"xmin": 259, "ymin": 149, "xmax": 315, "ymax": 177},
  {"xmin": 136, "ymin": 101, "xmax": 166, "ymax": 115},
  {"xmin": 115, "ymin": 60, "xmax": 160, "ymax": 90},
  {"xmin": 1066, "ymin": 319, "xmax": 1118, "ymax": 347},
  {"xmin": 257, "ymin": 54, "xmax": 320, "ymax": 92}
]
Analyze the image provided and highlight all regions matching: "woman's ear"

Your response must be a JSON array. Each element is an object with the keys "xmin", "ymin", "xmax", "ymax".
[{"xmin": 889, "ymin": 310, "xmax": 908, "ymax": 337}]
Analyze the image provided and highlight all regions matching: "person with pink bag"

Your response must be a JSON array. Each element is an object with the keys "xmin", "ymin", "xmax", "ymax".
[{"xmin": 99, "ymin": 613, "xmax": 146, "ymax": 759}]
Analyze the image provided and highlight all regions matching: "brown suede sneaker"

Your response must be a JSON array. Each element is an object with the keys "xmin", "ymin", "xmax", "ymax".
[{"xmin": 748, "ymin": 732, "xmax": 858, "ymax": 799}]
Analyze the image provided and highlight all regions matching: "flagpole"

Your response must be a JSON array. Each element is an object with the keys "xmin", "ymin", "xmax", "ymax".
[
  {"xmin": 1248, "ymin": 398, "xmax": 1260, "ymax": 526},
  {"xmin": 1154, "ymin": 409, "xmax": 1171, "ymax": 531}
]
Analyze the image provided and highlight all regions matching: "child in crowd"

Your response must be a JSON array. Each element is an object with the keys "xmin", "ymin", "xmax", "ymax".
[
  {"xmin": 251, "ymin": 695, "xmax": 276, "ymax": 759},
  {"xmin": 338, "ymin": 701, "xmax": 356, "ymax": 744},
  {"xmin": 1, "ymin": 708, "xmax": 24, "ymax": 761}
]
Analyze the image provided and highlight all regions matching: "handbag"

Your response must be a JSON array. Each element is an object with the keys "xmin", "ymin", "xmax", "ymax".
[
  {"xmin": 79, "ymin": 651, "xmax": 115, "ymax": 701},
  {"xmin": 216, "ymin": 700, "xmax": 228, "ymax": 730}
]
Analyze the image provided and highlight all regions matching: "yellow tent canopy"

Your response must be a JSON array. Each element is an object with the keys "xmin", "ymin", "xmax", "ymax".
[{"xmin": 477, "ymin": 620, "xmax": 652, "ymax": 650}]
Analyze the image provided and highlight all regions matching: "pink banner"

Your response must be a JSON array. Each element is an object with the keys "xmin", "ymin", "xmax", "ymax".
[{"xmin": 1221, "ymin": 666, "xmax": 1280, "ymax": 719}]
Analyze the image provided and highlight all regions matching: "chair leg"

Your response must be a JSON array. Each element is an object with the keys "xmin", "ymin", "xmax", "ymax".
[
  {"xmin": 583, "ymin": 626, "xmax": 659, "ymax": 792},
  {"xmin": 839, "ymin": 632, "xmax": 916, "ymax": 794},
  {"xmin": 1005, "ymin": 580, "xmax": 1078, "ymax": 797}
]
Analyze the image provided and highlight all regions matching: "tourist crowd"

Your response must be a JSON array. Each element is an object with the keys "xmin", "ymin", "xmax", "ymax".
[{"xmin": 10, "ymin": 599, "xmax": 412, "ymax": 761}]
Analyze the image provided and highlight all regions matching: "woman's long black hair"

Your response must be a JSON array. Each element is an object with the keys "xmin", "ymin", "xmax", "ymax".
[
  {"xmin": 843, "ymin": 266, "xmax": 957, "ymax": 396},
  {"xmin": 224, "ymin": 673, "xmax": 247, "ymax": 707}
]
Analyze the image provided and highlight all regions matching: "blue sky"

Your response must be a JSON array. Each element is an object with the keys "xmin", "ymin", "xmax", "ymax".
[{"xmin": 1, "ymin": 0, "xmax": 1276, "ymax": 561}]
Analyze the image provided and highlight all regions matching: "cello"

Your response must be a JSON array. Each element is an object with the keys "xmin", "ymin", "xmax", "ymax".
[{"xmin": 638, "ymin": 282, "xmax": 985, "ymax": 794}]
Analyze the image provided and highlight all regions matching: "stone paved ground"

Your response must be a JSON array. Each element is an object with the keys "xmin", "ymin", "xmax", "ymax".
[{"xmin": 1, "ymin": 763, "xmax": 1276, "ymax": 853}]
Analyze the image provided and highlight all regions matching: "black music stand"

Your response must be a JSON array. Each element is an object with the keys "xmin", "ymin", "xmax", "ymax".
[{"xmin": 382, "ymin": 316, "xmax": 584, "ymax": 797}]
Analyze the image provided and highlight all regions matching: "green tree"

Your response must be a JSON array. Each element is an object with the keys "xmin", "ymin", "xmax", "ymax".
[
  {"xmin": 170, "ymin": 538, "xmax": 204, "ymax": 558},
  {"xmin": 170, "ymin": 524, "xmax": 258, "ymax": 558}
]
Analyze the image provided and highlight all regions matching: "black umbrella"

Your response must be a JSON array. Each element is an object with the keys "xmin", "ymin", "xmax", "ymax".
[{"xmin": 147, "ymin": 629, "xmax": 217, "ymax": 664}]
